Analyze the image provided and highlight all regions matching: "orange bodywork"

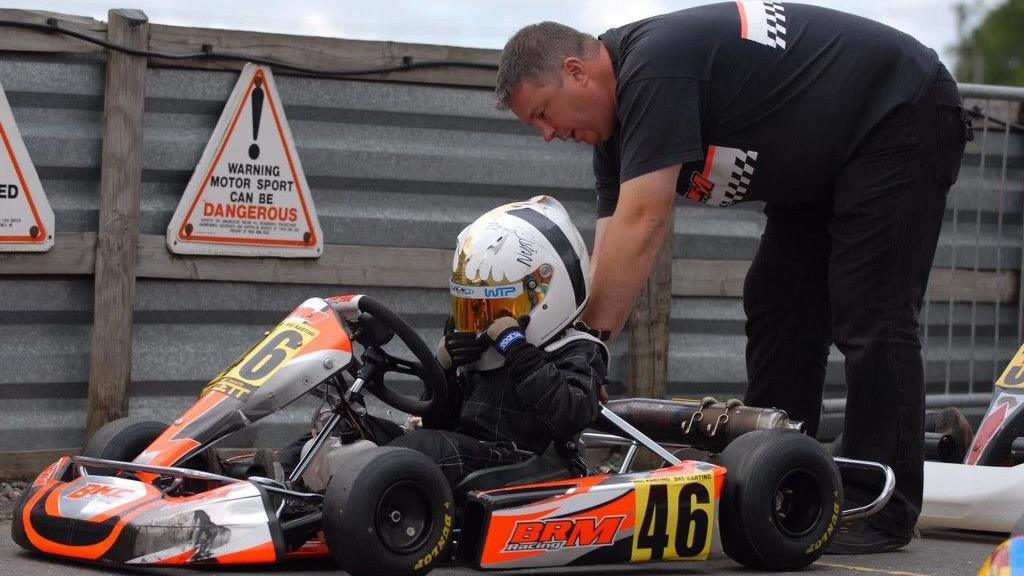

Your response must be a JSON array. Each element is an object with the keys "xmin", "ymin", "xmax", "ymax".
[{"xmin": 472, "ymin": 461, "xmax": 726, "ymax": 569}]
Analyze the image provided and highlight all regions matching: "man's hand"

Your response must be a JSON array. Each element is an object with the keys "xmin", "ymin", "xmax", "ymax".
[
  {"xmin": 484, "ymin": 316, "xmax": 529, "ymax": 355},
  {"xmin": 436, "ymin": 331, "xmax": 486, "ymax": 371}
]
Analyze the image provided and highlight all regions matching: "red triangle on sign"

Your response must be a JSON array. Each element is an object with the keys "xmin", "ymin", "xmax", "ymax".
[{"xmin": 175, "ymin": 68, "xmax": 318, "ymax": 248}]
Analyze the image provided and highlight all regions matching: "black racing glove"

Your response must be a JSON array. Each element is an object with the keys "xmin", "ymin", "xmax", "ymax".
[{"xmin": 436, "ymin": 319, "xmax": 486, "ymax": 371}]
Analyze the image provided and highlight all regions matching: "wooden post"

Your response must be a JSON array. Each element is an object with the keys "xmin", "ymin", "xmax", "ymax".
[
  {"xmin": 625, "ymin": 211, "xmax": 674, "ymax": 470},
  {"xmin": 627, "ymin": 212, "xmax": 674, "ymax": 400},
  {"xmin": 86, "ymin": 9, "xmax": 149, "ymax": 437}
]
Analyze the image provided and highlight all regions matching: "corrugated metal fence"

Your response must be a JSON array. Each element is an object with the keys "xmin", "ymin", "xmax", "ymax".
[{"xmin": 0, "ymin": 10, "xmax": 1022, "ymax": 476}]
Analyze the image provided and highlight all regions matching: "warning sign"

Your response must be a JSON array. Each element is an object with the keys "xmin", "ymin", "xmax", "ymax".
[
  {"xmin": 167, "ymin": 64, "xmax": 322, "ymax": 257},
  {"xmin": 0, "ymin": 79, "xmax": 54, "ymax": 252}
]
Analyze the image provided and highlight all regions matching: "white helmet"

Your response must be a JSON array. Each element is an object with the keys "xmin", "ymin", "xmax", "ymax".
[{"xmin": 450, "ymin": 196, "xmax": 590, "ymax": 368}]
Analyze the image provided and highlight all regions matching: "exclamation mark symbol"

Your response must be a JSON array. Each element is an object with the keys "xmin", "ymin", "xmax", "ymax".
[{"xmin": 248, "ymin": 77, "xmax": 264, "ymax": 160}]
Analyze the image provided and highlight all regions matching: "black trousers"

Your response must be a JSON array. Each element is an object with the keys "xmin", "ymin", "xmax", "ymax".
[
  {"xmin": 389, "ymin": 429, "xmax": 522, "ymax": 486},
  {"xmin": 742, "ymin": 65, "xmax": 969, "ymax": 535}
]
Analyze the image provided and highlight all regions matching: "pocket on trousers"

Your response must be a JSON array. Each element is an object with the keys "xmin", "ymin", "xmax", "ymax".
[{"xmin": 935, "ymin": 103, "xmax": 971, "ymax": 188}]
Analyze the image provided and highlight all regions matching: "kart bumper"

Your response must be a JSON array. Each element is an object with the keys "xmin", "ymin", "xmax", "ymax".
[{"xmin": 11, "ymin": 456, "xmax": 285, "ymax": 565}]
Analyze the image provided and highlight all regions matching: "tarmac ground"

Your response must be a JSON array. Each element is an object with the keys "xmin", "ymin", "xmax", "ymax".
[{"xmin": 0, "ymin": 518, "xmax": 1004, "ymax": 576}]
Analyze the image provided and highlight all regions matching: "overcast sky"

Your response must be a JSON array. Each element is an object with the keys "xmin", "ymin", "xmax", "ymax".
[{"xmin": 13, "ymin": 0, "xmax": 1005, "ymax": 75}]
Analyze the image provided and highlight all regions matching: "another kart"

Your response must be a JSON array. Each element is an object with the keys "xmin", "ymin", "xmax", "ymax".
[
  {"xmin": 921, "ymin": 342, "xmax": 1024, "ymax": 533},
  {"xmin": 12, "ymin": 295, "xmax": 893, "ymax": 575}
]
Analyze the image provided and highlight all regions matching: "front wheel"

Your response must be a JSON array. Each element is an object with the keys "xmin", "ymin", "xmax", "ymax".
[
  {"xmin": 719, "ymin": 429, "xmax": 842, "ymax": 571},
  {"xmin": 322, "ymin": 446, "xmax": 454, "ymax": 576},
  {"xmin": 82, "ymin": 417, "xmax": 166, "ymax": 474}
]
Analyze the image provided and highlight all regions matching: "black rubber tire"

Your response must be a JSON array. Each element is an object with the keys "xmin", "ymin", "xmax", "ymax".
[
  {"xmin": 246, "ymin": 448, "xmax": 286, "ymax": 482},
  {"xmin": 10, "ymin": 480, "xmax": 33, "ymax": 551},
  {"xmin": 247, "ymin": 447, "xmax": 286, "ymax": 510},
  {"xmin": 718, "ymin": 429, "xmax": 843, "ymax": 571},
  {"xmin": 323, "ymin": 447, "xmax": 454, "ymax": 576},
  {"xmin": 82, "ymin": 418, "xmax": 166, "ymax": 473},
  {"xmin": 830, "ymin": 433, "xmax": 843, "ymax": 457}
]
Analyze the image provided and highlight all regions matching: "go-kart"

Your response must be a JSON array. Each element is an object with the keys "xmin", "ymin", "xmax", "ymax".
[
  {"xmin": 11, "ymin": 295, "xmax": 894, "ymax": 575},
  {"xmin": 920, "ymin": 342, "xmax": 1024, "ymax": 533}
]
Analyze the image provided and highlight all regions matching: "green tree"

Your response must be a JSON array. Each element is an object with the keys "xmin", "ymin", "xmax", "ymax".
[{"xmin": 955, "ymin": 0, "xmax": 1024, "ymax": 86}]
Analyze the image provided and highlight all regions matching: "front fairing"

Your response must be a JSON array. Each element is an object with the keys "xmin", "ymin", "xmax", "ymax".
[
  {"xmin": 966, "ymin": 343, "xmax": 1024, "ymax": 465},
  {"xmin": 138, "ymin": 298, "xmax": 354, "ymax": 468},
  {"xmin": 12, "ymin": 457, "xmax": 283, "ymax": 565}
]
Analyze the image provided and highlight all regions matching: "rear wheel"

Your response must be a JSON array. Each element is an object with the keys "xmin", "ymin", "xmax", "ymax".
[
  {"xmin": 719, "ymin": 429, "xmax": 842, "ymax": 571},
  {"xmin": 323, "ymin": 447, "xmax": 453, "ymax": 576},
  {"xmin": 82, "ymin": 418, "xmax": 166, "ymax": 473}
]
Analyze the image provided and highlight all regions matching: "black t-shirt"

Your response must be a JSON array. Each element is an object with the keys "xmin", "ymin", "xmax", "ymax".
[{"xmin": 594, "ymin": 2, "xmax": 940, "ymax": 217}]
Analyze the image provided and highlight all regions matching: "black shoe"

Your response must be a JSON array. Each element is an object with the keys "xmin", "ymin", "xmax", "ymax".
[{"xmin": 824, "ymin": 520, "xmax": 912, "ymax": 555}]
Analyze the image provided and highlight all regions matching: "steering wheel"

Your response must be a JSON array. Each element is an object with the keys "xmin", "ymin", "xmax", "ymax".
[{"xmin": 327, "ymin": 295, "xmax": 447, "ymax": 417}]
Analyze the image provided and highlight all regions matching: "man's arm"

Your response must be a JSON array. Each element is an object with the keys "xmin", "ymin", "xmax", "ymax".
[
  {"xmin": 591, "ymin": 216, "xmax": 609, "ymax": 275},
  {"xmin": 582, "ymin": 164, "xmax": 680, "ymax": 340}
]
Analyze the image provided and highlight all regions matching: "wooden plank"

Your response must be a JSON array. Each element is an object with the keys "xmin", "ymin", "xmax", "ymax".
[
  {"xmin": 672, "ymin": 259, "xmax": 750, "ymax": 298},
  {"xmin": 0, "ymin": 448, "xmax": 80, "ymax": 481},
  {"xmin": 146, "ymin": 23, "xmax": 498, "ymax": 87},
  {"xmin": 926, "ymin": 267, "xmax": 1019, "ymax": 303},
  {"xmin": 0, "ymin": 232, "xmax": 95, "ymax": 274},
  {"xmin": 627, "ymin": 217, "xmax": 674, "ymax": 400},
  {"xmin": 0, "ymin": 10, "xmax": 497, "ymax": 87},
  {"xmin": 671, "ymin": 259, "xmax": 1019, "ymax": 304},
  {"xmin": 86, "ymin": 10, "xmax": 149, "ymax": 437},
  {"xmin": 625, "ymin": 217, "xmax": 675, "ymax": 468},
  {"xmin": 136, "ymin": 234, "xmax": 453, "ymax": 288},
  {"xmin": 0, "ymin": 9, "xmax": 105, "ymax": 54},
  {"xmin": 4, "ymin": 233, "xmax": 1017, "ymax": 304}
]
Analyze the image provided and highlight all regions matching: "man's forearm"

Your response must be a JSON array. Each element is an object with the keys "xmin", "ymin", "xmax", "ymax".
[
  {"xmin": 582, "ymin": 165, "xmax": 680, "ymax": 340},
  {"xmin": 582, "ymin": 210, "xmax": 670, "ymax": 337}
]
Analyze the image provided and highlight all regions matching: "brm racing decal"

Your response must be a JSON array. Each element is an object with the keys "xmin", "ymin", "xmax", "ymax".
[
  {"xmin": 684, "ymin": 145, "xmax": 758, "ymax": 207},
  {"xmin": 65, "ymin": 484, "xmax": 134, "ymax": 502},
  {"xmin": 504, "ymin": 516, "xmax": 625, "ymax": 552}
]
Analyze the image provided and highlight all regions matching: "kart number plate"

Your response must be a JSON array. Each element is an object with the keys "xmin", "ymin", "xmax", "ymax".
[
  {"xmin": 630, "ymin": 472, "xmax": 716, "ymax": 561},
  {"xmin": 204, "ymin": 321, "xmax": 319, "ymax": 398}
]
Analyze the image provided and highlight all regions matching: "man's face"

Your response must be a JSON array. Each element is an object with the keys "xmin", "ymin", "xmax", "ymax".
[{"xmin": 508, "ymin": 59, "xmax": 615, "ymax": 146}]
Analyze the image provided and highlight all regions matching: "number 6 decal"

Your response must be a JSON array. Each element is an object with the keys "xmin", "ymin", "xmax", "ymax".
[
  {"xmin": 239, "ymin": 329, "xmax": 304, "ymax": 380},
  {"xmin": 219, "ymin": 321, "xmax": 318, "ymax": 391}
]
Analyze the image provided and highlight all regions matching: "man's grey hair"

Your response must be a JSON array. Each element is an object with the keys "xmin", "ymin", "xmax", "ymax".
[{"xmin": 495, "ymin": 21, "xmax": 601, "ymax": 111}]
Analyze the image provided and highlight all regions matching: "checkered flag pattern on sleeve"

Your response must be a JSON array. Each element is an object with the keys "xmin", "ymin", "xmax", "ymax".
[{"xmin": 723, "ymin": 151, "xmax": 759, "ymax": 206}]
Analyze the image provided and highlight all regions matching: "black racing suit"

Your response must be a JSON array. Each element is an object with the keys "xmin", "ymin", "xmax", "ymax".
[{"xmin": 390, "ymin": 331, "xmax": 607, "ymax": 486}]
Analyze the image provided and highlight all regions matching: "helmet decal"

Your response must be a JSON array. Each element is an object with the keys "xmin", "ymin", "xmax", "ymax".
[
  {"xmin": 448, "ymin": 280, "xmax": 524, "ymax": 300},
  {"xmin": 507, "ymin": 207, "xmax": 586, "ymax": 308}
]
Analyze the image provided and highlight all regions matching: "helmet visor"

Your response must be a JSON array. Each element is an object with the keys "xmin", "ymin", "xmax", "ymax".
[{"xmin": 450, "ymin": 269, "xmax": 550, "ymax": 332}]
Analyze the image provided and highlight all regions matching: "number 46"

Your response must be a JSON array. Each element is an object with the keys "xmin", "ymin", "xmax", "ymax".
[{"xmin": 632, "ymin": 481, "xmax": 713, "ymax": 561}]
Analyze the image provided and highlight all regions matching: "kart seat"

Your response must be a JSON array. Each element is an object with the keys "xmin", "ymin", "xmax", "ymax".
[{"xmin": 453, "ymin": 442, "xmax": 576, "ymax": 503}]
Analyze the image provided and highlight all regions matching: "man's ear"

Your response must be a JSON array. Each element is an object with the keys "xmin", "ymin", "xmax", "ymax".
[{"xmin": 563, "ymin": 56, "xmax": 588, "ymax": 84}]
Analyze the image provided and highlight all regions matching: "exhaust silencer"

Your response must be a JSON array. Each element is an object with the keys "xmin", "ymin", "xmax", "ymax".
[{"xmin": 594, "ymin": 397, "xmax": 803, "ymax": 453}]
